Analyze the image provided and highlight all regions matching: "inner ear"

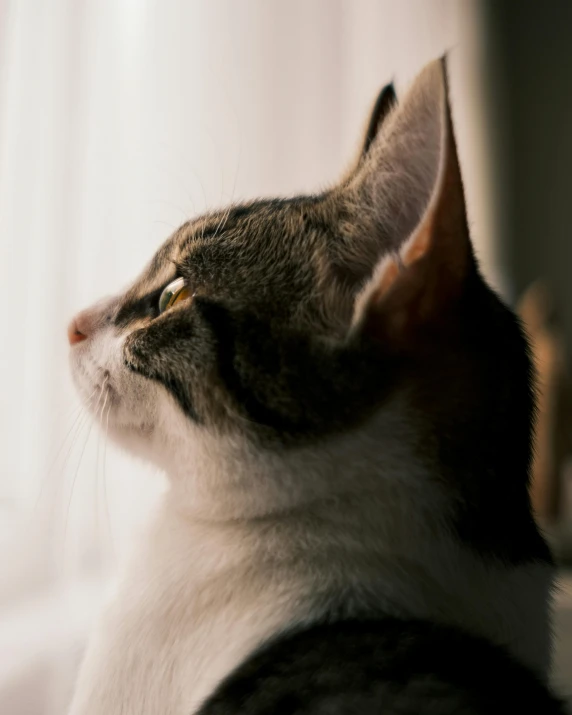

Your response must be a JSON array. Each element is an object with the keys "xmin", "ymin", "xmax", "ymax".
[{"xmin": 348, "ymin": 58, "xmax": 472, "ymax": 344}]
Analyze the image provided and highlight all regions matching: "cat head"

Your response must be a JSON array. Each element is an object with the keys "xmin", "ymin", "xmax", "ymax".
[{"xmin": 68, "ymin": 60, "xmax": 534, "ymax": 528}]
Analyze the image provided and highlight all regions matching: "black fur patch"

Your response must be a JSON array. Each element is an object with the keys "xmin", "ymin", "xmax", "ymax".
[
  {"xmin": 360, "ymin": 82, "xmax": 397, "ymax": 158},
  {"xmin": 193, "ymin": 296, "xmax": 394, "ymax": 440},
  {"xmin": 114, "ymin": 285, "xmax": 164, "ymax": 326},
  {"xmin": 198, "ymin": 618, "xmax": 565, "ymax": 715}
]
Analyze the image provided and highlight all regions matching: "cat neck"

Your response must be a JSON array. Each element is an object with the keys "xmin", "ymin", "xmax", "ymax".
[{"xmin": 154, "ymin": 392, "xmax": 438, "ymax": 522}]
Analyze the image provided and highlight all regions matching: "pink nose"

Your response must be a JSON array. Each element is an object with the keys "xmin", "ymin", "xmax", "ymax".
[
  {"xmin": 68, "ymin": 299, "xmax": 116, "ymax": 346},
  {"xmin": 67, "ymin": 317, "xmax": 88, "ymax": 345},
  {"xmin": 68, "ymin": 306, "xmax": 100, "ymax": 346}
]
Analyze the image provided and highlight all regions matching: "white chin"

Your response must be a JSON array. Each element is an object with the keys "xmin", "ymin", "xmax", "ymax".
[{"xmin": 69, "ymin": 333, "xmax": 160, "ymax": 454}]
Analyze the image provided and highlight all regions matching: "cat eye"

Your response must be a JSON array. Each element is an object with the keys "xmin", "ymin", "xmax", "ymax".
[{"xmin": 159, "ymin": 277, "xmax": 191, "ymax": 313}]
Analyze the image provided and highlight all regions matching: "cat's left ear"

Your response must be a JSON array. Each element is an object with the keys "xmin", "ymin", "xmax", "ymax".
[
  {"xmin": 349, "ymin": 58, "xmax": 473, "ymax": 344},
  {"xmin": 339, "ymin": 83, "xmax": 397, "ymax": 185},
  {"xmin": 360, "ymin": 83, "xmax": 397, "ymax": 158}
]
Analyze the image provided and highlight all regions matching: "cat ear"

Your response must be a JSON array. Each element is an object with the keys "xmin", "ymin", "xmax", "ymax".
[
  {"xmin": 354, "ymin": 83, "xmax": 398, "ymax": 167},
  {"xmin": 348, "ymin": 58, "xmax": 472, "ymax": 344},
  {"xmin": 339, "ymin": 84, "xmax": 397, "ymax": 186}
]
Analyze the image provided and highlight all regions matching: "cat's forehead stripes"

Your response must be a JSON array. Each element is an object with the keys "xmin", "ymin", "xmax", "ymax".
[
  {"xmin": 115, "ymin": 210, "xmax": 243, "ymax": 323},
  {"xmin": 127, "ymin": 225, "xmax": 188, "ymax": 296},
  {"xmin": 115, "ymin": 198, "xmax": 341, "ymax": 329}
]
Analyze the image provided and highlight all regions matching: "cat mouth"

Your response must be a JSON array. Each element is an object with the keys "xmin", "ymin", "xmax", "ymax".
[
  {"xmin": 87, "ymin": 364, "xmax": 157, "ymax": 435},
  {"xmin": 74, "ymin": 360, "xmax": 118, "ymax": 413},
  {"xmin": 90, "ymin": 377, "xmax": 119, "ymax": 419},
  {"xmin": 93, "ymin": 368, "xmax": 110, "ymax": 392}
]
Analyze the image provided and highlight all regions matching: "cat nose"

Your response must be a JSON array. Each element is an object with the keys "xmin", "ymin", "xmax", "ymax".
[
  {"xmin": 68, "ymin": 316, "xmax": 88, "ymax": 345},
  {"xmin": 68, "ymin": 298, "xmax": 117, "ymax": 346},
  {"xmin": 68, "ymin": 308, "xmax": 97, "ymax": 346}
]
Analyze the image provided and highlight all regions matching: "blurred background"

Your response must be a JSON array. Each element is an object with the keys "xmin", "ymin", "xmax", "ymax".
[{"xmin": 0, "ymin": 1, "xmax": 571, "ymax": 712}]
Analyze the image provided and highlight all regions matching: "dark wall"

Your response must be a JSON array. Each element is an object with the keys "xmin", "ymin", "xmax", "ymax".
[{"xmin": 485, "ymin": 1, "xmax": 572, "ymax": 339}]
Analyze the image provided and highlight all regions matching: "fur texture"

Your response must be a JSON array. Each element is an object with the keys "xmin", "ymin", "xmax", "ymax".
[
  {"xmin": 198, "ymin": 619, "xmax": 565, "ymax": 715},
  {"xmin": 67, "ymin": 59, "xmax": 557, "ymax": 714}
]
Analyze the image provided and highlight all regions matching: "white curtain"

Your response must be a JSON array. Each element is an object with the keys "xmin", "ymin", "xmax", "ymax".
[{"xmin": 0, "ymin": 2, "xmax": 491, "ymax": 712}]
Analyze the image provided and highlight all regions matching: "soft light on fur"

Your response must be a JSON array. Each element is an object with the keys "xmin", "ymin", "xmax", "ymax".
[{"xmin": 67, "ymin": 59, "xmax": 555, "ymax": 715}]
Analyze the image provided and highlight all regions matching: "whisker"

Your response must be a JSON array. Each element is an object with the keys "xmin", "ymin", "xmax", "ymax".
[
  {"xmin": 152, "ymin": 220, "xmax": 180, "ymax": 232},
  {"xmin": 102, "ymin": 400, "xmax": 115, "ymax": 564},
  {"xmin": 32, "ymin": 385, "xmax": 101, "ymax": 532},
  {"xmin": 52, "ymin": 407, "xmax": 90, "ymax": 566},
  {"xmin": 33, "ymin": 402, "xmax": 84, "ymax": 513},
  {"xmin": 62, "ymin": 378, "xmax": 108, "ymax": 554},
  {"xmin": 94, "ymin": 418, "xmax": 103, "ymax": 568},
  {"xmin": 210, "ymin": 201, "xmax": 233, "ymax": 243},
  {"xmin": 153, "ymin": 139, "xmax": 207, "ymax": 214},
  {"xmin": 37, "ymin": 385, "xmax": 99, "ymax": 500},
  {"xmin": 32, "ymin": 407, "xmax": 90, "ymax": 568},
  {"xmin": 95, "ymin": 383, "xmax": 111, "ymax": 561},
  {"xmin": 62, "ymin": 415, "xmax": 93, "ymax": 565}
]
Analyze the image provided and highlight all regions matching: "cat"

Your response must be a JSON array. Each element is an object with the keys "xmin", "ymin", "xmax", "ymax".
[{"xmin": 67, "ymin": 58, "xmax": 563, "ymax": 714}]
